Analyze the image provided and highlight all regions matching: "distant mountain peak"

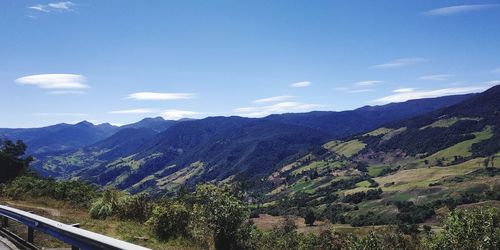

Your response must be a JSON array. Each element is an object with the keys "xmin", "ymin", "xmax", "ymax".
[
  {"xmin": 141, "ymin": 116, "xmax": 165, "ymax": 122},
  {"xmin": 76, "ymin": 120, "xmax": 94, "ymax": 127}
]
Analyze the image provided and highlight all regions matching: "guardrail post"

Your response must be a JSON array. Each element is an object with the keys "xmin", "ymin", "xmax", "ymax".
[
  {"xmin": 27, "ymin": 211, "xmax": 34, "ymax": 244},
  {"xmin": 27, "ymin": 226, "xmax": 34, "ymax": 243},
  {"xmin": 1, "ymin": 216, "xmax": 7, "ymax": 227},
  {"xmin": 71, "ymin": 223, "xmax": 80, "ymax": 250}
]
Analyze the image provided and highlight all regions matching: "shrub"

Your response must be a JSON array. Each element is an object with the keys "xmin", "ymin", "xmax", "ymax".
[
  {"xmin": 304, "ymin": 209, "xmax": 316, "ymax": 226},
  {"xmin": 89, "ymin": 189, "xmax": 126, "ymax": 219},
  {"xmin": 146, "ymin": 201, "xmax": 190, "ymax": 240},
  {"xmin": 115, "ymin": 194, "xmax": 153, "ymax": 222},
  {"xmin": 188, "ymin": 184, "xmax": 250, "ymax": 250},
  {"xmin": 426, "ymin": 206, "xmax": 500, "ymax": 250}
]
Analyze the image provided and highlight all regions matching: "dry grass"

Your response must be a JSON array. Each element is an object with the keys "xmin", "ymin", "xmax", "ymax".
[
  {"xmin": 251, "ymin": 214, "xmax": 388, "ymax": 236},
  {"xmin": 0, "ymin": 197, "xmax": 194, "ymax": 250}
]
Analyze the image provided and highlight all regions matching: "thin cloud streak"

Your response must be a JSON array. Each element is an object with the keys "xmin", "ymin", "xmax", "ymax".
[
  {"xmin": 373, "ymin": 85, "xmax": 491, "ymax": 104},
  {"xmin": 347, "ymin": 89, "xmax": 374, "ymax": 93},
  {"xmin": 372, "ymin": 58, "xmax": 428, "ymax": 69},
  {"xmin": 355, "ymin": 80, "xmax": 383, "ymax": 86},
  {"xmin": 16, "ymin": 74, "xmax": 88, "ymax": 90},
  {"xmin": 423, "ymin": 4, "xmax": 498, "ymax": 16},
  {"xmin": 161, "ymin": 110, "xmax": 200, "ymax": 120},
  {"xmin": 48, "ymin": 90, "xmax": 86, "ymax": 95},
  {"xmin": 393, "ymin": 88, "xmax": 416, "ymax": 93},
  {"xmin": 291, "ymin": 81, "xmax": 311, "ymax": 87},
  {"xmin": 29, "ymin": 1, "xmax": 74, "ymax": 12},
  {"xmin": 253, "ymin": 95, "xmax": 295, "ymax": 103},
  {"xmin": 126, "ymin": 92, "xmax": 196, "ymax": 101},
  {"xmin": 419, "ymin": 74, "xmax": 453, "ymax": 81},
  {"xmin": 235, "ymin": 102, "xmax": 324, "ymax": 117}
]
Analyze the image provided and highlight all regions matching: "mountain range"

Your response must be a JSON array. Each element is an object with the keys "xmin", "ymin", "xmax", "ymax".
[
  {"xmin": 1, "ymin": 90, "xmax": 488, "ymax": 195},
  {"xmin": 258, "ymin": 85, "xmax": 499, "ymax": 223}
]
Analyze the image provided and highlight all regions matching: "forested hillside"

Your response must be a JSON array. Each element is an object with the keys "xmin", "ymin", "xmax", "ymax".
[
  {"xmin": 258, "ymin": 85, "xmax": 499, "ymax": 229},
  {"xmin": 10, "ymin": 93, "xmax": 475, "ymax": 194}
]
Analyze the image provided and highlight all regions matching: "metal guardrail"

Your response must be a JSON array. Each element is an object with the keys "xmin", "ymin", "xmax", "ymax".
[{"xmin": 0, "ymin": 205, "xmax": 150, "ymax": 250}]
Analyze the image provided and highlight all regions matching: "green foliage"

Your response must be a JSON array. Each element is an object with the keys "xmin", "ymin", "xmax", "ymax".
[
  {"xmin": 1, "ymin": 175, "xmax": 98, "ymax": 207},
  {"xmin": 0, "ymin": 140, "xmax": 33, "ymax": 183},
  {"xmin": 342, "ymin": 188, "xmax": 383, "ymax": 204},
  {"xmin": 304, "ymin": 209, "xmax": 316, "ymax": 226},
  {"xmin": 146, "ymin": 201, "xmax": 190, "ymax": 240},
  {"xmin": 426, "ymin": 206, "xmax": 500, "ymax": 250},
  {"xmin": 188, "ymin": 184, "xmax": 251, "ymax": 249},
  {"xmin": 115, "ymin": 194, "xmax": 153, "ymax": 222},
  {"xmin": 89, "ymin": 188, "xmax": 126, "ymax": 219}
]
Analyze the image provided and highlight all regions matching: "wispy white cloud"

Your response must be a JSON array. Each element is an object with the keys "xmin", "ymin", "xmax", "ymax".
[
  {"xmin": 334, "ymin": 80, "xmax": 382, "ymax": 94},
  {"xmin": 29, "ymin": 1, "xmax": 74, "ymax": 13},
  {"xmin": 373, "ymin": 85, "xmax": 491, "ymax": 104},
  {"xmin": 48, "ymin": 90, "xmax": 86, "ymax": 95},
  {"xmin": 235, "ymin": 102, "xmax": 323, "ymax": 117},
  {"xmin": 393, "ymin": 88, "xmax": 416, "ymax": 93},
  {"xmin": 423, "ymin": 4, "xmax": 498, "ymax": 16},
  {"xmin": 253, "ymin": 95, "xmax": 295, "ymax": 103},
  {"xmin": 347, "ymin": 89, "xmax": 374, "ymax": 93},
  {"xmin": 126, "ymin": 92, "xmax": 196, "ymax": 101},
  {"xmin": 109, "ymin": 109, "xmax": 158, "ymax": 114},
  {"xmin": 372, "ymin": 58, "xmax": 428, "ymax": 69},
  {"xmin": 419, "ymin": 74, "xmax": 453, "ymax": 81},
  {"xmin": 291, "ymin": 81, "xmax": 311, "ymax": 88},
  {"xmin": 161, "ymin": 110, "xmax": 200, "ymax": 120},
  {"xmin": 485, "ymin": 80, "xmax": 500, "ymax": 85},
  {"xmin": 491, "ymin": 67, "xmax": 500, "ymax": 74},
  {"xmin": 16, "ymin": 74, "xmax": 88, "ymax": 91},
  {"xmin": 354, "ymin": 80, "xmax": 383, "ymax": 86}
]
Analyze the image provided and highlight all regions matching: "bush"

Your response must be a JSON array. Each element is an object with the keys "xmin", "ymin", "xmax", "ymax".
[
  {"xmin": 146, "ymin": 201, "xmax": 190, "ymax": 240},
  {"xmin": 115, "ymin": 194, "xmax": 153, "ymax": 222},
  {"xmin": 89, "ymin": 189, "xmax": 126, "ymax": 219},
  {"xmin": 188, "ymin": 184, "xmax": 250, "ymax": 250},
  {"xmin": 426, "ymin": 206, "xmax": 500, "ymax": 250},
  {"xmin": 304, "ymin": 209, "xmax": 316, "ymax": 226},
  {"xmin": 1, "ymin": 175, "xmax": 98, "ymax": 207}
]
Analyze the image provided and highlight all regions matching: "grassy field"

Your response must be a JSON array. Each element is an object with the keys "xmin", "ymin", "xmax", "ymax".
[
  {"xmin": 346, "ymin": 157, "xmax": 491, "ymax": 194},
  {"xmin": 424, "ymin": 126, "xmax": 493, "ymax": 164},
  {"xmin": 419, "ymin": 117, "xmax": 481, "ymax": 130},
  {"xmin": 251, "ymin": 214, "xmax": 388, "ymax": 236},
  {"xmin": 324, "ymin": 140, "xmax": 366, "ymax": 157}
]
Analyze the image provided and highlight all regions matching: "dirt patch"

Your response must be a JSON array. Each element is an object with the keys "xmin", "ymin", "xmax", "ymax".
[
  {"xmin": 251, "ymin": 214, "xmax": 331, "ymax": 235},
  {"xmin": 5, "ymin": 201, "xmax": 61, "ymax": 217}
]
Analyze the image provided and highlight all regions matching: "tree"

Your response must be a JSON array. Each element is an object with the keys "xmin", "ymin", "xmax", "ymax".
[
  {"xmin": 0, "ymin": 140, "xmax": 33, "ymax": 183},
  {"xmin": 427, "ymin": 206, "xmax": 500, "ymax": 249},
  {"xmin": 146, "ymin": 201, "xmax": 190, "ymax": 240},
  {"xmin": 305, "ymin": 209, "xmax": 316, "ymax": 226},
  {"xmin": 484, "ymin": 157, "xmax": 491, "ymax": 167},
  {"xmin": 188, "ymin": 184, "xmax": 250, "ymax": 250}
]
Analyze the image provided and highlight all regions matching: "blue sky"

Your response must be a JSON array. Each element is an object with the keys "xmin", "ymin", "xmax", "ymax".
[{"xmin": 1, "ymin": 0, "xmax": 499, "ymax": 127}]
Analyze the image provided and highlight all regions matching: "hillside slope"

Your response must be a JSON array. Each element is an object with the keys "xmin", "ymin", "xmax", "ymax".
[
  {"xmin": 265, "ymin": 94, "xmax": 473, "ymax": 137},
  {"xmin": 0, "ymin": 121, "xmax": 119, "ymax": 155},
  {"xmin": 28, "ymin": 92, "xmax": 480, "ymax": 195},
  {"xmin": 259, "ymin": 85, "xmax": 499, "ymax": 226}
]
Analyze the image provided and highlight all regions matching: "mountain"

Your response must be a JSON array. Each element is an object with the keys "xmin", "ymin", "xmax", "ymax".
[
  {"xmin": 265, "ymin": 94, "xmax": 474, "ymax": 137},
  {"xmin": 27, "ymin": 92, "xmax": 481, "ymax": 195},
  {"xmin": 41, "ymin": 117, "xmax": 330, "ymax": 193},
  {"xmin": 0, "ymin": 121, "xmax": 119, "ymax": 155},
  {"xmin": 121, "ymin": 117, "xmax": 177, "ymax": 132},
  {"xmin": 258, "ymin": 85, "xmax": 499, "ymax": 225},
  {"xmin": 359, "ymin": 85, "xmax": 500, "ymax": 159}
]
